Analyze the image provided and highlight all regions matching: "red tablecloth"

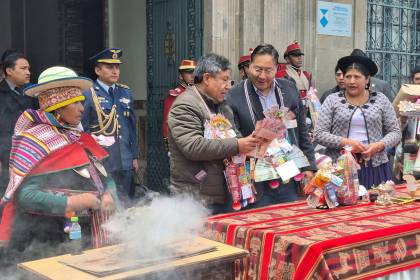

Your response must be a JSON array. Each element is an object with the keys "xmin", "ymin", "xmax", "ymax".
[{"xmin": 201, "ymin": 190, "xmax": 420, "ymax": 280}]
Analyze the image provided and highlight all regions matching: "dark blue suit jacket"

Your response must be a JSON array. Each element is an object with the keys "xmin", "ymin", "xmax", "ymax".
[
  {"xmin": 82, "ymin": 80, "xmax": 138, "ymax": 172},
  {"xmin": 226, "ymin": 78, "xmax": 317, "ymax": 202}
]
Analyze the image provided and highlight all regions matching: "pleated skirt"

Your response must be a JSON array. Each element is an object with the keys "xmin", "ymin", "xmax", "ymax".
[{"xmin": 357, "ymin": 160, "xmax": 393, "ymax": 189}]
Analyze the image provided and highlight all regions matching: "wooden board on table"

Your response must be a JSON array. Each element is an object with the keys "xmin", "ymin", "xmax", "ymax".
[
  {"xmin": 18, "ymin": 237, "xmax": 248, "ymax": 280},
  {"xmin": 59, "ymin": 238, "xmax": 217, "ymax": 277}
]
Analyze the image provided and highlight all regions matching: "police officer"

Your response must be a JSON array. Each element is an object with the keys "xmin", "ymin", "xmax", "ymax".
[
  {"xmin": 82, "ymin": 48, "xmax": 139, "ymax": 202},
  {"xmin": 162, "ymin": 59, "xmax": 196, "ymax": 142}
]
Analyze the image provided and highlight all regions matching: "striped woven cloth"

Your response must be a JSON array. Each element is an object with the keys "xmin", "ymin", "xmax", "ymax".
[{"xmin": 1, "ymin": 109, "xmax": 80, "ymax": 204}]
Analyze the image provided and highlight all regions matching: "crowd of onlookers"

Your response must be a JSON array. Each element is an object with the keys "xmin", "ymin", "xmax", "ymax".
[
  {"xmin": 3, "ymin": 43, "xmax": 420, "ymax": 216},
  {"xmin": 1, "ymin": 41, "xmax": 420, "ymax": 272},
  {"xmin": 164, "ymin": 43, "xmax": 420, "ymax": 214}
]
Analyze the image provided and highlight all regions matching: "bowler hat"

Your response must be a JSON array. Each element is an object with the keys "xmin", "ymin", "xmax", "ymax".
[{"xmin": 337, "ymin": 55, "xmax": 378, "ymax": 76}]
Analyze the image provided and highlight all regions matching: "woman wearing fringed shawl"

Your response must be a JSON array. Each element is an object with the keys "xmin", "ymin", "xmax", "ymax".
[{"xmin": 0, "ymin": 66, "xmax": 118, "ymax": 261}]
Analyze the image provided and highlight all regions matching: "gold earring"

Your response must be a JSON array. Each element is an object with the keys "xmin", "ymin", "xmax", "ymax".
[{"xmin": 55, "ymin": 113, "xmax": 61, "ymax": 121}]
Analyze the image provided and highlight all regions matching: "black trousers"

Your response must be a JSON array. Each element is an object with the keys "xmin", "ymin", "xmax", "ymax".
[{"xmin": 111, "ymin": 169, "xmax": 134, "ymax": 203}]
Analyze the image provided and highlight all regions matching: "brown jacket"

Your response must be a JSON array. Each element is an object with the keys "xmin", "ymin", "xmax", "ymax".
[{"xmin": 168, "ymin": 87, "xmax": 238, "ymax": 204}]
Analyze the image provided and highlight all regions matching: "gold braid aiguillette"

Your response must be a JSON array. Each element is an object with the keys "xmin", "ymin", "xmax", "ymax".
[{"xmin": 90, "ymin": 88, "xmax": 118, "ymax": 136}]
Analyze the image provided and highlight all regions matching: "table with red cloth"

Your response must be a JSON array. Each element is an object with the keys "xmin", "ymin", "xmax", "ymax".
[{"xmin": 200, "ymin": 190, "xmax": 420, "ymax": 280}]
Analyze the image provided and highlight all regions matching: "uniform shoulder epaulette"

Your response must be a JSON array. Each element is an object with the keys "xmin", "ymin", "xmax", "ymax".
[{"xmin": 116, "ymin": 83, "xmax": 130, "ymax": 89}]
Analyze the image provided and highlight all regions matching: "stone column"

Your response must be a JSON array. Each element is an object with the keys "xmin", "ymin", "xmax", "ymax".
[
  {"xmin": 353, "ymin": 0, "xmax": 367, "ymax": 50},
  {"xmin": 240, "ymin": 0, "xmax": 263, "ymax": 54},
  {"xmin": 299, "ymin": 0, "xmax": 317, "ymax": 82},
  {"xmin": 203, "ymin": 0, "xmax": 240, "ymax": 74},
  {"xmin": 263, "ymin": 0, "xmax": 299, "ymax": 59}
]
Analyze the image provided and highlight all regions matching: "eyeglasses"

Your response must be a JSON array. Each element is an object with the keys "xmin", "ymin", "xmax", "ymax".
[{"xmin": 252, "ymin": 66, "xmax": 276, "ymax": 75}]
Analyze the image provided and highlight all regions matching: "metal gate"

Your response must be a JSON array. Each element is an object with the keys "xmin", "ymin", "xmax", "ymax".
[
  {"xmin": 367, "ymin": 0, "xmax": 420, "ymax": 94},
  {"xmin": 146, "ymin": 0, "xmax": 203, "ymax": 191}
]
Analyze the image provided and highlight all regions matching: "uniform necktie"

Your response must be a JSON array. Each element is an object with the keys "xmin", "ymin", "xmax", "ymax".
[{"xmin": 108, "ymin": 87, "xmax": 114, "ymax": 102}]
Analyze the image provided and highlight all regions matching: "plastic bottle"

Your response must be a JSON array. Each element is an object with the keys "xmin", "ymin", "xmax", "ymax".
[
  {"xmin": 69, "ymin": 216, "xmax": 82, "ymax": 254},
  {"xmin": 69, "ymin": 217, "xmax": 81, "ymax": 239}
]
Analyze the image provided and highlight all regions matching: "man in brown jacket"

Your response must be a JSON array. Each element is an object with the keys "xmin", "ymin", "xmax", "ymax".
[{"xmin": 168, "ymin": 53, "xmax": 260, "ymax": 214}]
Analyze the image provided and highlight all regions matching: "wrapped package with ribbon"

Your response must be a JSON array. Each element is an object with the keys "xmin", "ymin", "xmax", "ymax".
[
  {"xmin": 254, "ymin": 138, "xmax": 310, "ymax": 187},
  {"xmin": 204, "ymin": 114, "xmax": 236, "ymax": 139},
  {"xmin": 250, "ymin": 105, "xmax": 309, "ymax": 189},
  {"xmin": 335, "ymin": 146, "xmax": 361, "ymax": 205},
  {"xmin": 247, "ymin": 105, "xmax": 288, "ymax": 158},
  {"xmin": 307, "ymin": 87, "xmax": 322, "ymax": 128},
  {"xmin": 224, "ymin": 155, "xmax": 256, "ymax": 211},
  {"xmin": 202, "ymin": 114, "xmax": 255, "ymax": 210},
  {"xmin": 304, "ymin": 153, "xmax": 340, "ymax": 209}
]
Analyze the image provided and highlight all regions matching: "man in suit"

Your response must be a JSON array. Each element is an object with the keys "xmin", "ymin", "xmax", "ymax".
[
  {"xmin": 0, "ymin": 50, "xmax": 36, "ymax": 199},
  {"xmin": 82, "ymin": 48, "xmax": 139, "ymax": 203},
  {"xmin": 226, "ymin": 44, "xmax": 317, "ymax": 207}
]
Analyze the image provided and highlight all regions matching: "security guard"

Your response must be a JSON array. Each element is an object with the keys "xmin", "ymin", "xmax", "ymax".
[
  {"xmin": 277, "ymin": 42, "xmax": 314, "ymax": 135},
  {"xmin": 237, "ymin": 48, "xmax": 253, "ymax": 81},
  {"xmin": 276, "ymin": 41, "xmax": 313, "ymax": 100},
  {"xmin": 237, "ymin": 54, "xmax": 250, "ymax": 81},
  {"xmin": 81, "ymin": 48, "xmax": 139, "ymax": 202},
  {"xmin": 162, "ymin": 59, "xmax": 196, "ymax": 141}
]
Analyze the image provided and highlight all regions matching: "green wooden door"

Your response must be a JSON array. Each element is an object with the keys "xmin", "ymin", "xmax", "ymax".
[{"xmin": 146, "ymin": 0, "xmax": 203, "ymax": 191}]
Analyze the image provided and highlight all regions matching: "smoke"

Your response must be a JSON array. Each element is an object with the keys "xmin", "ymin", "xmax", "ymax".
[
  {"xmin": 0, "ymin": 267, "xmax": 24, "ymax": 280},
  {"xmin": 0, "ymin": 240, "xmax": 78, "ymax": 280},
  {"xmin": 0, "ymin": 192, "xmax": 210, "ymax": 278},
  {"xmin": 103, "ymin": 192, "xmax": 209, "ymax": 261}
]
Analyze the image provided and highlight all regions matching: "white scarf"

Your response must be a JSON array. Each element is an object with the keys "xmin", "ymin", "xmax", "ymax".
[{"xmin": 286, "ymin": 65, "xmax": 310, "ymax": 91}]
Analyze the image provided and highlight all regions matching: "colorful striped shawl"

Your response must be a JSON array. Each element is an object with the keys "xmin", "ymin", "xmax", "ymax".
[{"xmin": 1, "ymin": 109, "xmax": 81, "ymax": 205}]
